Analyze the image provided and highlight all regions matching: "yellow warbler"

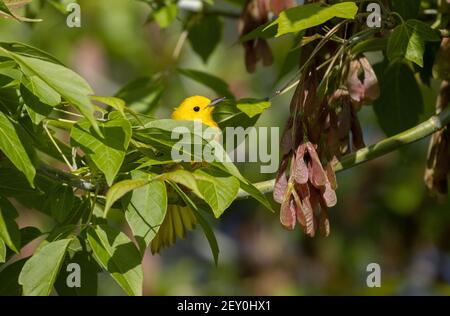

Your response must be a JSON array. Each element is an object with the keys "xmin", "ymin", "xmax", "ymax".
[
  {"xmin": 171, "ymin": 95, "xmax": 226, "ymax": 128},
  {"xmin": 151, "ymin": 95, "xmax": 225, "ymax": 254}
]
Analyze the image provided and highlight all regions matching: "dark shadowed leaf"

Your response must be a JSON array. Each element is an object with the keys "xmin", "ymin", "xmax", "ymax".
[
  {"xmin": 0, "ymin": 195, "xmax": 21, "ymax": 253},
  {"xmin": 115, "ymin": 77, "xmax": 164, "ymax": 114},
  {"xmin": 0, "ymin": 257, "xmax": 28, "ymax": 295},
  {"xmin": 21, "ymin": 85, "xmax": 53, "ymax": 125},
  {"xmin": 54, "ymin": 251, "xmax": 98, "ymax": 296},
  {"xmin": 188, "ymin": 15, "xmax": 223, "ymax": 63},
  {"xmin": 177, "ymin": 68, "xmax": 234, "ymax": 99},
  {"xmin": 50, "ymin": 185, "xmax": 75, "ymax": 224},
  {"xmin": 193, "ymin": 209, "xmax": 219, "ymax": 265},
  {"xmin": 373, "ymin": 62, "xmax": 423, "ymax": 136},
  {"xmin": 390, "ymin": 0, "xmax": 420, "ymax": 19}
]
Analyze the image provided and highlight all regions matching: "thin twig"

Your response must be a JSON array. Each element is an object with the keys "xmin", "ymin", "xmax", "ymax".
[
  {"xmin": 43, "ymin": 123, "xmax": 74, "ymax": 171},
  {"xmin": 172, "ymin": 30, "xmax": 188, "ymax": 60},
  {"xmin": 38, "ymin": 164, "xmax": 95, "ymax": 191}
]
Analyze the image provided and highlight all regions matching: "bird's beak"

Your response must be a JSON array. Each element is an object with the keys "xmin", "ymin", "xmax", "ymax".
[{"xmin": 207, "ymin": 97, "xmax": 226, "ymax": 108}]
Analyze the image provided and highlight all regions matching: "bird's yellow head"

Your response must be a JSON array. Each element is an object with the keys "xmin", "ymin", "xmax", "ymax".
[{"xmin": 171, "ymin": 96, "xmax": 225, "ymax": 128}]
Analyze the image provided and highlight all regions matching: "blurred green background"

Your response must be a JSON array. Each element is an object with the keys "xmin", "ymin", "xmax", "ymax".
[{"xmin": 2, "ymin": 0, "xmax": 450, "ymax": 295}]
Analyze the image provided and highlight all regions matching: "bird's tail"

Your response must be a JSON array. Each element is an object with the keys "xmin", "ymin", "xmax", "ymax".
[{"xmin": 150, "ymin": 204, "xmax": 197, "ymax": 254}]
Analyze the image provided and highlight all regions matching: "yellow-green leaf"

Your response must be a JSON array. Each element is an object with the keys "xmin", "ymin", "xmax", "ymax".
[
  {"xmin": 18, "ymin": 238, "xmax": 72, "ymax": 296},
  {"xmin": 87, "ymin": 225, "xmax": 143, "ymax": 296},
  {"xmin": 104, "ymin": 178, "xmax": 149, "ymax": 217},
  {"xmin": 267, "ymin": 2, "xmax": 358, "ymax": 37}
]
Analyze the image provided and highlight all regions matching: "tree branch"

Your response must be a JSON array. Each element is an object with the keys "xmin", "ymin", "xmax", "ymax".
[
  {"xmin": 38, "ymin": 164, "xmax": 95, "ymax": 191},
  {"xmin": 37, "ymin": 107, "xmax": 450, "ymax": 198},
  {"xmin": 236, "ymin": 106, "xmax": 450, "ymax": 198}
]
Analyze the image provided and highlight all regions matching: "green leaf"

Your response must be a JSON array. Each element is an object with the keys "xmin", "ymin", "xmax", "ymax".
[
  {"xmin": 115, "ymin": 77, "xmax": 164, "ymax": 114},
  {"xmin": 0, "ymin": 195, "xmax": 21, "ymax": 254},
  {"xmin": 70, "ymin": 115, "xmax": 132, "ymax": 186},
  {"xmin": 0, "ymin": 257, "xmax": 27, "ymax": 295},
  {"xmin": 177, "ymin": 68, "xmax": 234, "ymax": 99},
  {"xmin": 387, "ymin": 20, "xmax": 441, "ymax": 67},
  {"xmin": 193, "ymin": 209, "xmax": 219, "ymax": 265},
  {"xmin": 236, "ymin": 98, "xmax": 271, "ymax": 118},
  {"xmin": 0, "ymin": 237, "xmax": 5, "ymax": 263},
  {"xmin": 0, "ymin": 166, "xmax": 38, "ymax": 196},
  {"xmin": 19, "ymin": 238, "xmax": 72, "ymax": 296},
  {"xmin": 135, "ymin": 119, "xmax": 273, "ymax": 212},
  {"xmin": 268, "ymin": 2, "xmax": 358, "ymax": 37},
  {"xmin": 87, "ymin": 225, "xmax": 143, "ymax": 296},
  {"xmin": 150, "ymin": 2, "xmax": 177, "ymax": 29},
  {"xmin": 0, "ymin": 62, "xmax": 21, "ymax": 86},
  {"xmin": 390, "ymin": 0, "xmax": 420, "ymax": 20},
  {"xmin": 191, "ymin": 169, "xmax": 239, "ymax": 218},
  {"xmin": 0, "ymin": 42, "xmax": 63, "ymax": 64},
  {"xmin": 188, "ymin": 15, "xmax": 223, "ymax": 63},
  {"xmin": 4, "ymin": 52, "xmax": 100, "ymax": 134},
  {"xmin": 104, "ymin": 178, "xmax": 149, "ymax": 217},
  {"xmin": 124, "ymin": 170, "xmax": 167, "ymax": 249},
  {"xmin": 21, "ymin": 74, "xmax": 60, "ymax": 106},
  {"xmin": 0, "ymin": 112, "xmax": 36, "ymax": 186},
  {"xmin": 373, "ymin": 62, "xmax": 423, "ymax": 136},
  {"xmin": 164, "ymin": 169, "xmax": 239, "ymax": 218},
  {"xmin": 213, "ymin": 100, "xmax": 259, "ymax": 131},
  {"xmin": 91, "ymin": 96, "xmax": 126, "ymax": 116},
  {"xmin": 164, "ymin": 169, "xmax": 204, "ymax": 198},
  {"xmin": 135, "ymin": 118, "xmax": 221, "ymax": 157}
]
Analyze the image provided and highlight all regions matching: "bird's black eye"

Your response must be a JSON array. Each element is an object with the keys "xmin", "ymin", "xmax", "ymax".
[{"xmin": 193, "ymin": 106, "xmax": 200, "ymax": 112}]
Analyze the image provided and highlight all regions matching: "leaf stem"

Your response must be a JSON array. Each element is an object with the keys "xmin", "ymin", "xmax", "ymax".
[{"xmin": 43, "ymin": 123, "xmax": 74, "ymax": 171}]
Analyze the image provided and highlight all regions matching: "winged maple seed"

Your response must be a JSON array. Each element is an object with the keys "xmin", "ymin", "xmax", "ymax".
[
  {"xmin": 276, "ymin": 142, "xmax": 336, "ymax": 236},
  {"xmin": 346, "ymin": 57, "xmax": 380, "ymax": 109},
  {"xmin": 273, "ymin": 21, "xmax": 380, "ymax": 236},
  {"xmin": 238, "ymin": 0, "xmax": 294, "ymax": 73}
]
